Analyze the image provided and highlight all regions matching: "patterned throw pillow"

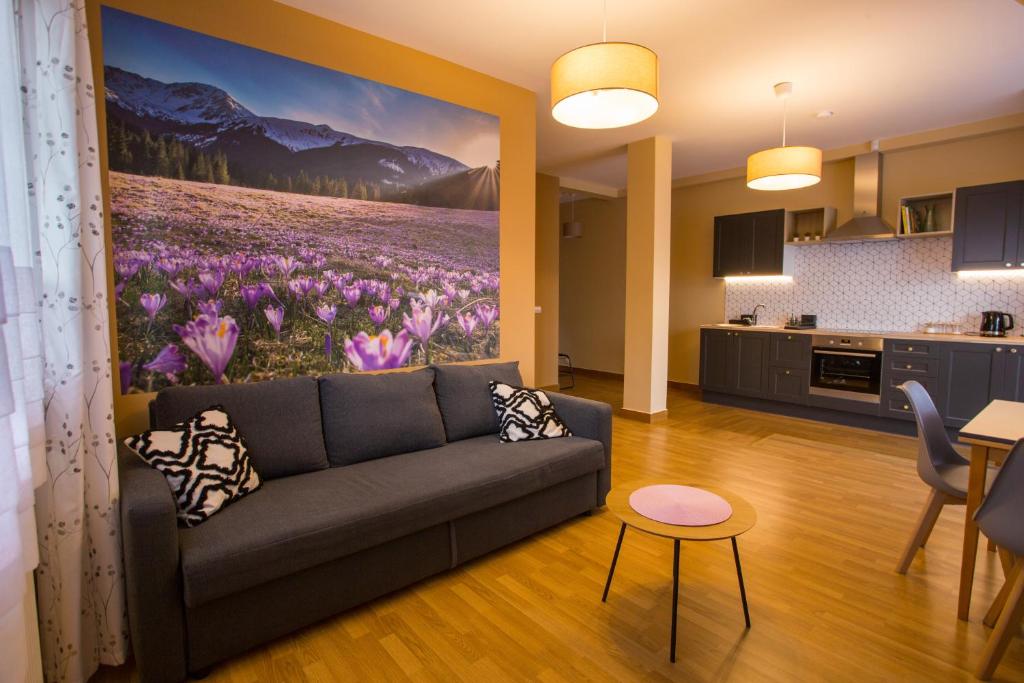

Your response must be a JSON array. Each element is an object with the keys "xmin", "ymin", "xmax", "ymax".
[
  {"xmin": 489, "ymin": 381, "xmax": 572, "ymax": 442},
  {"xmin": 124, "ymin": 405, "xmax": 261, "ymax": 527}
]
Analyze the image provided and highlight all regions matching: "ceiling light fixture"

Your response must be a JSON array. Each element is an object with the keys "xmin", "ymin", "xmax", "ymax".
[
  {"xmin": 562, "ymin": 193, "xmax": 583, "ymax": 238},
  {"xmin": 747, "ymin": 82, "xmax": 822, "ymax": 191},
  {"xmin": 550, "ymin": 1, "xmax": 658, "ymax": 129}
]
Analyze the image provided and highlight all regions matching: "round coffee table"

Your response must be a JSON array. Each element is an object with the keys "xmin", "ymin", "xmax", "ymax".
[{"xmin": 602, "ymin": 479, "xmax": 757, "ymax": 663}]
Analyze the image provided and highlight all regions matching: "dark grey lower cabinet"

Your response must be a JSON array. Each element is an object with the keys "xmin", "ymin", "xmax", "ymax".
[
  {"xmin": 700, "ymin": 329, "xmax": 770, "ymax": 398},
  {"xmin": 938, "ymin": 343, "xmax": 1015, "ymax": 428},
  {"xmin": 733, "ymin": 332, "xmax": 770, "ymax": 398},
  {"xmin": 768, "ymin": 367, "xmax": 807, "ymax": 404}
]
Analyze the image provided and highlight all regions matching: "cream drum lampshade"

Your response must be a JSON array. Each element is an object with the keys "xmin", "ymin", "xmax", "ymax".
[
  {"xmin": 550, "ymin": 42, "xmax": 659, "ymax": 129},
  {"xmin": 746, "ymin": 146, "xmax": 822, "ymax": 191}
]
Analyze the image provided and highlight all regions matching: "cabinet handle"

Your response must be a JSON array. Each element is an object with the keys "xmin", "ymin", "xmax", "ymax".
[
  {"xmin": 996, "ymin": 347, "xmax": 1003, "ymax": 352},
  {"xmin": 906, "ymin": 364, "xmax": 912, "ymax": 369},
  {"xmin": 908, "ymin": 346, "xmax": 914, "ymax": 352},
  {"xmin": 903, "ymin": 404, "xmax": 910, "ymax": 410},
  {"xmin": 787, "ymin": 335, "xmax": 793, "ymax": 340},
  {"xmin": 785, "ymin": 370, "xmax": 791, "ymax": 375},
  {"xmin": 1006, "ymin": 263, "xmax": 1013, "ymax": 268},
  {"xmin": 1012, "ymin": 348, "xmax": 1019, "ymax": 354}
]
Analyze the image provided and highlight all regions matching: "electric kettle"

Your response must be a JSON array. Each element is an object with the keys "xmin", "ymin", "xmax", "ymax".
[{"xmin": 980, "ymin": 311, "xmax": 1015, "ymax": 337}]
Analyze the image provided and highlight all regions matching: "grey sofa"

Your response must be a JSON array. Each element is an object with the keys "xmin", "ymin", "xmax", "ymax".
[{"xmin": 118, "ymin": 362, "xmax": 612, "ymax": 682}]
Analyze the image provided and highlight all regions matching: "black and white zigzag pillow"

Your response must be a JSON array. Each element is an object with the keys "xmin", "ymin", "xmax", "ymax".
[
  {"xmin": 489, "ymin": 381, "xmax": 572, "ymax": 442},
  {"xmin": 124, "ymin": 405, "xmax": 261, "ymax": 527}
]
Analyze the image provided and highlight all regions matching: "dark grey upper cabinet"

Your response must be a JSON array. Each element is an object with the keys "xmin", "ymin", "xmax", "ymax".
[
  {"xmin": 951, "ymin": 181, "xmax": 1024, "ymax": 271},
  {"xmin": 713, "ymin": 209, "xmax": 785, "ymax": 277}
]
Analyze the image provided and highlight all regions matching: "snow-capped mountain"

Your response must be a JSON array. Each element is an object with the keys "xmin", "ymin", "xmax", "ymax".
[{"xmin": 103, "ymin": 65, "xmax": 470, "ymax": 185}]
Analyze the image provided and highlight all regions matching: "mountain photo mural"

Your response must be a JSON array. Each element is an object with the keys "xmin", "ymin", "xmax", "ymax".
[{"xmin": 101, "ymin": 8, "xmax": 500, "ymax": 393}]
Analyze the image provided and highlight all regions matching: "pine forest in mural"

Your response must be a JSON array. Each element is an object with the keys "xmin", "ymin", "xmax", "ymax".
[{"xmin": 101, "ymin": 8, "xmax": 500, "ymax": 393}]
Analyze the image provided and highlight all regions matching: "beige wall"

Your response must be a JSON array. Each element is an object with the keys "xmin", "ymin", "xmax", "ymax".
[
  {"xmin": 559, "ymin": 196, "xmax": 627, "ymax": 373},
  {"xmin": 87, "ymin": 0, "xmax": 537, "ymax": 436},
  {"xmin": 535, "ymin": 174, "xmax": 560, "ymax": 387},
  {"xmin": 556, "ymin": 125, "xmax": 1024, "ymax": 387}
]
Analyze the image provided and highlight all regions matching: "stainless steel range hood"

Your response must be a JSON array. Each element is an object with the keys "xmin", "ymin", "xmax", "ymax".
[{"xmin": 826, "ymin": 148, "xmax": 895, "ymax": 241}]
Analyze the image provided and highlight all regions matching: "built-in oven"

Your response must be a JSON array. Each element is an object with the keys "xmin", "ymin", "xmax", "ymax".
[{"xmin": 809, "ymin": 334, "xmax": 884, "ymax": 403}]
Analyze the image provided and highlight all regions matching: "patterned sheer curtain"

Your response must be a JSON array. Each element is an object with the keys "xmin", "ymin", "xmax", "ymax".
[{"xmin": 9, "ymin": 0, "xmax": 130, "ymax": 681}]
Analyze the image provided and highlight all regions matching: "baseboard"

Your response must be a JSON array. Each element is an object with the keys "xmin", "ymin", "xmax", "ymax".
[
  {"xmin": 667, "ymin": 380, "xmax": 701, "ymax": 394},
  {"xmin": 617, "ymin": 408, "xmax": 669, "ymax": 423},
  {"xmin": 571, "ymin": 367, "xmax": 624, "ymax": 380}
]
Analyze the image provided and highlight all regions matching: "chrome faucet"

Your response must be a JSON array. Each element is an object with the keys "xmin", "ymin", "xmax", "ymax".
[{"xmin": 751, "ymin": 303, "xmax": 766, "ymax": 326}]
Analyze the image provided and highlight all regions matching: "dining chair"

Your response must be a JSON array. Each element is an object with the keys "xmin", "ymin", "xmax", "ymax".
[
  {"xmin": 894, "ymin": 381, "xmax": 989, "ymax": 574},
  {"xmin": 974, "ymin": 439, "xmax": 1024, "ymax": 680}
]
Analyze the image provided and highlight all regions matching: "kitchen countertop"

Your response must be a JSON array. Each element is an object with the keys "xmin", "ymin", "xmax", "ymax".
[{"xmin": 700, "ymin": 323, "xmax": 1024, "ymax": 346}]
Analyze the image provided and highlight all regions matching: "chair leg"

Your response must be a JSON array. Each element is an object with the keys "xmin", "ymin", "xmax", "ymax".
[
  {"xmin": 977, "ymin": 560, "xmax": 1024, "ymax": 680},
  {"xmin": 896, "ymin": 489, "xmax": 947, "ymax": 574},
  {"xmin": 988, "ymin": 537, "xmax": 998, "ymax": 553},
  {"xmin": 984, "ymin": 558, "xmax": 1022, "ymax": 629},
  {"xmin": 998, "ymin": 547, "xmax": 1014, "ymax": 577}
]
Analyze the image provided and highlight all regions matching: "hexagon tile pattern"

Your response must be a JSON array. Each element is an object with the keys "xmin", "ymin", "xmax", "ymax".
[{"xmin": 724, "ymin": 237, "xmax": 1024, "ymax": 333}]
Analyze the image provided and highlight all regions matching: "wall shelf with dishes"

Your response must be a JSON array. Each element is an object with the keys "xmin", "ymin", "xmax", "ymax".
[
  {"xmin": 784, "ymin": 207, "xmax": 836, "ymax": 245},
  {"xmin": 897, "ymin": 192, "xmax": 954, "ymax": 239}
]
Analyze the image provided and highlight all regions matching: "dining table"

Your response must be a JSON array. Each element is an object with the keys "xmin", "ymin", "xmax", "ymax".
[{"xmin": 957, "ymin": 399, "xmax": 1024, "ymax": 621}]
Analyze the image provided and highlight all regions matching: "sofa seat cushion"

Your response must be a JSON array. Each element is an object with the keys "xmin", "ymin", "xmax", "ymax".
[{"xmin": 178, "ymin": 434, "xmax": 604, "ymax": 607}]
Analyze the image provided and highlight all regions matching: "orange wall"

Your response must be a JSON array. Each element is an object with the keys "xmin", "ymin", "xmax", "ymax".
[{"xmin": 86, "ymin": 0, "xmax": 537, "ymax": 436}]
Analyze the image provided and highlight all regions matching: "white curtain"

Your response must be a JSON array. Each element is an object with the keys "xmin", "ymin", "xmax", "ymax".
[
  {"xmin": 7, "ymin": 0, "xmax": 130, "ymax": 681},
  {"xmin": 0, "ymin": 3, "xmax": 46, "ymax": 681}
]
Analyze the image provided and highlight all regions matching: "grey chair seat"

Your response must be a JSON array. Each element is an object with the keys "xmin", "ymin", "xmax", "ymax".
[
  {"xmin": 935, "ymin": 463, "xmax": 999, "ymax": 499},
  {"xmin": 178, "ymin": 435, "xmax": 604, "ymax": 607}
]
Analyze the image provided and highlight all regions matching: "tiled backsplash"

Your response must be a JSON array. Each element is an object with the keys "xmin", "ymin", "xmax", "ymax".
[{"xmin": 724, "ymin": 237, "xmax": 1024, "ymax": 333}]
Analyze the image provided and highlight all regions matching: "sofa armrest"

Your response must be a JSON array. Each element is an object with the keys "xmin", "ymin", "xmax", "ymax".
[
  {"xmin": 118, "ymin": 442, "xmax": 188, "ymax": 682},
  {"xmin": 547, "ymin": 392, "xmax": 613, "ymax": 505}
]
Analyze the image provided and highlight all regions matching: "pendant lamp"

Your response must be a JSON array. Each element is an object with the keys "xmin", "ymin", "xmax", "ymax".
[
  {"xmin": 550, "ymin": 2, "xmax": 658, "ymax": 129},
  {"xmin": 746, "ymin": 82, "xmax": 822, "ymax": 191},
  {"xmin": 562, "ymin": 193, "xmax": 583, "ymax": 239}
]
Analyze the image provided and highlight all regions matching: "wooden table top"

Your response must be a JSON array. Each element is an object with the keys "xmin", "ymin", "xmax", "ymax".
[
  {"xmin": 606, "ymin": 479, "xmax": 757, "ymax": 541},
  {"xmin": 960, "ymin": 400, "xmax": 1024, "ymax": 450}
]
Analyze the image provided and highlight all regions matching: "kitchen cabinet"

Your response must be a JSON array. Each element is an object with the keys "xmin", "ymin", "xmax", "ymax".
[
  {"xmin": 937, "ymin": 343, "xmax": 1024, "ymax": 428},
  {"xmin": 699, "ymin": 329, "xmax": 770, "ymax": 398},
  {"xmin": 713, "ymin": 209, "xmax": 785, "ymax": 277},
  {"xmin": 951, "ymin": 180, "xmax": 1024, "ymax": 271},
  {"xmin": 770, "ymin": 333, "xmax": 811, "ymax": 367},
  {"xmin": 768, "ymin": 366, "xmax": 808, "ymax": 404}
]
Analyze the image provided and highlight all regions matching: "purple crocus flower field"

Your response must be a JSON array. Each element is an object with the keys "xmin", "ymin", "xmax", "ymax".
[{"xmin": 112, "ymin": 172, "xmax": 499, "ymax": 393}]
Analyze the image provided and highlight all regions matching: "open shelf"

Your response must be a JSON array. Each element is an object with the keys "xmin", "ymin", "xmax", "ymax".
[
  {"xmin": 899, "ymin": 192, "xmax": 953, "ymax": 236},
  {"xmin": 784, "ymin": 207, "xmax": 836, "ymax": 245}
]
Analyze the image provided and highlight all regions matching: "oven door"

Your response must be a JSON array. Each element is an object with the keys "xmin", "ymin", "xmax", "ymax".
[{"xmin": 809, "ymin": 348, "xmax": 882, "ymax": 402}]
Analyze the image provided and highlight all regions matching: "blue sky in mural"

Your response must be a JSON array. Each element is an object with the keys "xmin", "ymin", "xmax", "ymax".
[{"xmin": 100, "ymin": 7, "xmax": 499, "ymax": 168}]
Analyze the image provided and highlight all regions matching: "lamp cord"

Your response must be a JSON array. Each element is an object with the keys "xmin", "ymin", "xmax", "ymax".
[{"xmin": 782, "ymin": 96, "xmax": 788, "ymax": 148}]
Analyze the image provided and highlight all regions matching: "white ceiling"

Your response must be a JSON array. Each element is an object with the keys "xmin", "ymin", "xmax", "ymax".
[{"xmin": 277, "ymin": 0, "xmax": 1024, "ymax": 188}]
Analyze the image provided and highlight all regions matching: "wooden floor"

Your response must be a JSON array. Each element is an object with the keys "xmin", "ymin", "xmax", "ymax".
[{"xmin": 97, "ymin": 376, "xmax": 1024, "ymax": 682}]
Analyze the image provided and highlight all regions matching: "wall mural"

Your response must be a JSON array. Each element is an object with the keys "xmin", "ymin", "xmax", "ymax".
[{"xmin": 101, "ymin": 8, "xmax": 500, "ymax": 393}]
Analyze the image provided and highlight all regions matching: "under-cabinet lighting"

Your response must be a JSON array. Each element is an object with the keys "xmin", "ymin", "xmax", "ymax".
[
  {"xmin": 723, "ymin": 275, "xmax": 794, "ymax": 284},
  {"xmin": 957, "ymin": 269, "xmax": 1024, "ymax": 279}
]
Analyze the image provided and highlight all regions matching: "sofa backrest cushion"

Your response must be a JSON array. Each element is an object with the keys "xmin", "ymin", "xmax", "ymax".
[
  {"xmin": 152, "ymin": 376, "xmax": 329, "ymax": 480},
  {"xmin": 431, "ymin": 361, "xmax": 522, "ymax": 442},
  {"xmin": 319, "ymin": 367, "xmax": 446, "ymax": 467}
]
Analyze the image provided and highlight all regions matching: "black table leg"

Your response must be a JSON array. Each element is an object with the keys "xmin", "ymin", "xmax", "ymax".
[
  {"xmin": 602, "ymin": 523, "xmax": 627, "ymax": 602},
  {"xmin": 732, "ymin": 537, "xmax": 751, "ymax": 628},
  {"xmin": 670, "ymin": 539, "xmax": 680, "ymax": 663}
]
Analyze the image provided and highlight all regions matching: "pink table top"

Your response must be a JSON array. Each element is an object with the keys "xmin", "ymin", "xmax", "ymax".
[{"xmin": 628, "ymin": 484, "xmax": 733, "ymax": 527}]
